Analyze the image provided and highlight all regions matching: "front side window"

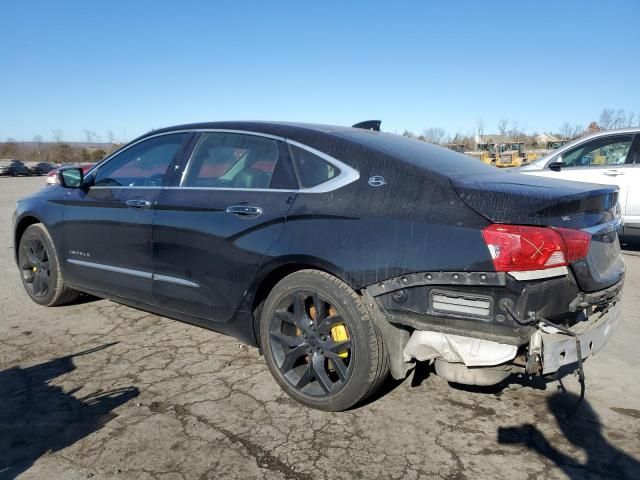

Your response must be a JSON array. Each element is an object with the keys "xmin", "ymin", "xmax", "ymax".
[
  {"xmin": 94, "ymin": 133, "xmax": 187, "ymax": 187},
  {"xmin": 556, "ymin": 135, "xmax": 633, "ymax": 168},
  {"xmin": 183, "ymin": 133, "xmax": 285, "ymax": 189},
  {"xmin": 289, "ymin": 144, "xmax": 339, "ymax": 188}
]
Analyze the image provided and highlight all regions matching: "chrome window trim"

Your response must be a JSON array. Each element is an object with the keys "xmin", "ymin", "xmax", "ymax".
[
  {"xmin": 90, "ymin": 186, "xmax": 165, "ymax": 190},
  {"xmin": 86, "ymin": 130, "xmax": 194, "ymax": 178},
  {"xmin": 89, "ymin": 128, "xmax": 360, "ymax": 194},
  {"xmin": 167, "ymin": 186, "xmax": 298, "ymax": 193},
  {"xmin": 67, "ymin": 259, "xmax": 199, "ymax": 288},
  {"xmin": 286, "ymin": 139, "xmax": 360, "ymax": 193}
]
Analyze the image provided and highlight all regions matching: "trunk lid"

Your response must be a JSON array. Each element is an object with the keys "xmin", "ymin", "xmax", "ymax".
[{"xmin": 451, "ymin": 172, "xmax": 624, "ymax": 292}]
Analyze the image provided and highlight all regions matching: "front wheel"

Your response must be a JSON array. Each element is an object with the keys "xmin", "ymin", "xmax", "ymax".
[
  {"xmin": 260, "ymin": 270, "xmax": 388, "ymax": 411},
  {"xmin": 18, "ymin": 223, "xmax": 79, "ymax": 306}
]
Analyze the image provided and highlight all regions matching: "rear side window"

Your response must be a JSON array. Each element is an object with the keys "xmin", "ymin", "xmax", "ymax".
[
  {"xmin": 289, "ymin": 144, "xmax": 339, "ymax": 188},
  {"xmin": 183, "ymin": 132, "xmax": 296, "ymax": 189}
]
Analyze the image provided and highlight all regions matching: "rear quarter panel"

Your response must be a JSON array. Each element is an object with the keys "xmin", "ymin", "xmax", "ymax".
[{"xmin": 264, "ymin": 147, "xmax": 494, "ymax": 291}]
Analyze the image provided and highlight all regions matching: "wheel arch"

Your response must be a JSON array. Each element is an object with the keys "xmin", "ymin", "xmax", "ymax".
[
  {"xmin": 246, "ymin": 257, "xmax": 359, "ymax": 349},
  {"xmin": 14, "ymin": 215, "xmax": 43, "ymax": 263}
]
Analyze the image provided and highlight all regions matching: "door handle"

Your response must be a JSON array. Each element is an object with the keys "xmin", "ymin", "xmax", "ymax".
[
  {"xmin": 126, "ymin": 199, "xmax": 153, "ymax": 208},
  {"xmin": 603, "ymin": 170, "xmax": 623, "ymax": 176},
  {"xmin": 225, "ymin": 205, "xmax": 263, "ymax": 217}
]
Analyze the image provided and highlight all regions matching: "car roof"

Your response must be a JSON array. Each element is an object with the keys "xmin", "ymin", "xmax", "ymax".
[{"xmin": 136, "ymin": 121, "xmax": 495, "ymax": 177}]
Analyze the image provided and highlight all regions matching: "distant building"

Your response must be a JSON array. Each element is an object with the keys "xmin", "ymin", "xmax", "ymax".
[
  {"xmin": 478, "ymin": 134, "xmax": 511, "ymax": 145},
  {"xmin": 535, "ymin": 132, "xmax": 559, "ymax": 145}
]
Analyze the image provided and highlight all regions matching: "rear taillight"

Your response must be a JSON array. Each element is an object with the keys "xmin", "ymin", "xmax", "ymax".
[{"xmin": 481, "ymin": 224, "xmax": 591, "ymax": 272}]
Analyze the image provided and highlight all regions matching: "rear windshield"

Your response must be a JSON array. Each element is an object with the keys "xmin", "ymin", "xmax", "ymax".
[{"xmin": 335, "ymin": 130, "xmax": 497, "ymax": 177}]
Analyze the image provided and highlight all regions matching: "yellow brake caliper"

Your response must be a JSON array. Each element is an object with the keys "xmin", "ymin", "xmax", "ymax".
[
  {"xmin": 327, "ymin": 306, "xmax": 349, "ymax": 359},
  {"xmin": 330, "ymin": 323, "xmax": 349, "ymax": 359},
  {"xmin": 308, "ymin": 305, "xmax": 350, "ymax": 360}
]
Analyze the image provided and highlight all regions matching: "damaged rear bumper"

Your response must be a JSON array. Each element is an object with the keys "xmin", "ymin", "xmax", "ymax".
[
  {"xmin": 537, "ymin": 300, "xmax": 623, "ymax": 374},
  {"xmin": 364, "ymin": 270, "xmax": 624, "ymax": 383}
]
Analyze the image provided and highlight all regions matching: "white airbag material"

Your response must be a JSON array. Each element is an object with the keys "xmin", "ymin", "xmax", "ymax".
[{"xmin": 403, "ymin": 330, "xmax": 518, "ymax": 367}]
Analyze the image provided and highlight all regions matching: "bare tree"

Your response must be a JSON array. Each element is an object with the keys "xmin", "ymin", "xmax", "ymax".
[
  {"xmin": 497, "ymin": 118, "xmax": 508, "ymax": 139},
  {"xmin": 559, "ymin": 122, "xmax": 573, "ymax": 140},
  {"xmin": 476, "ymin": 119, "xmax": 484, "ymax": 140},
  {"xmin": 33, "ymin": 135, "xmax": 43, "ymax": 160},
  {"xmin": 83, "ymin": 129, "xmax": 98, "ymax": 144},
  {"xmin": 423, "ymin": 127, "xmax": 447, "ymax": 145},
  {"xmin": 52, "ymin": 129, "xmax": 64, "ymax": 143},
  {"xmin": 599, "ymin": 109, "xmax": 614, "ymax": 129},
  {"xmin": 107, "ymin": 130, "xmax": 116, "ymax": 144},
  {"xmin": 572, "ymin": 124, "xmax": 584, "ymax": 138},
  {"xmin": 626, "ymin": 112, "xmax": 636, "ymax": 127},
  {"xmin": 508, "ymin": 120, "xmax": 527, "ymax": 142},
  {"xmin": 1, "ymin": 138, "xmax": 18, "ymax": 158},
  {"xmin": 599, "ymin": 108, "xmax": 626, "ymax": 129},
  {"xmin": 402, "ymin": 130, "xmax": 415, "ymax": 138}
]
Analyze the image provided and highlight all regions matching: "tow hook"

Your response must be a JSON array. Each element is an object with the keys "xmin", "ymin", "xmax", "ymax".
[{"xmin": 526, "ymin": 330, "xmax": 542, "ymax": 374}]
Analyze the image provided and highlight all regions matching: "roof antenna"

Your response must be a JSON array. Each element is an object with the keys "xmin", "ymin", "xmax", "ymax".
[{"xmin": 352, "ymin": 120, "xmax": 381, "ymax": 131}]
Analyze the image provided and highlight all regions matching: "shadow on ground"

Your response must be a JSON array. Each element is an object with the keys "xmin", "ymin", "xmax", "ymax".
[
  {"xmin": 0, "ymin": 343, "xmax": 139, "ymax": 479},
  {"xmin": 498, "ymin": 392, "xmax": 640, "ymax": 479}
]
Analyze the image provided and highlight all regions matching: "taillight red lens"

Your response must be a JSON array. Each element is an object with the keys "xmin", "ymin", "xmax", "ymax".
[
  {"xmin": 481, "ymin": 224, "xmax": 591, "ymax": 272},
  {"xmin": 555, "ymin": 227, "xmax": 591, "ymax": 262}
]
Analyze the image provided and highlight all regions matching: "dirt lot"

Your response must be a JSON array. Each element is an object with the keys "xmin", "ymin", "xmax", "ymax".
[{"xmin": 1, "ymin": 176, "xmax": 639, "ymax": 480}]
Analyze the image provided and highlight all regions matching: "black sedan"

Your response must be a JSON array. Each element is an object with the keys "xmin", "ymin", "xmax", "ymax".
[
  {"xmin": 25, "ymin": 161, "xmax": 55, "ymax": 175},
  {"xmin": 12, "ymin": 122, "xmax": 625, "ymax": 410},
  {"xmin": 1, "ymin": 160, "xmax": 32, "ymax": 176}
]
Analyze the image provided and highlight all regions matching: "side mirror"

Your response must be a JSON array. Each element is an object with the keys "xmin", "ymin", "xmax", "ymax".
[
  {"xmin": 549, "ymin": 157, "xmax": 565, "ymax": 171},
  {"xmin": 57, "ymin": 167, "xmax": 84, "ymax": 188}
]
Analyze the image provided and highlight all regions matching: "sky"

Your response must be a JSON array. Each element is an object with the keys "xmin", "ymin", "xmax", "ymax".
[{"xmin": 2, "ymin": 0, "xmax": 639, "ymax": 143}]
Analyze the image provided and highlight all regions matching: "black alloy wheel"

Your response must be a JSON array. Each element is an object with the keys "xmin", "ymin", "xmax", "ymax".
[
  {"xmin": 260, "ymin": 270, "xmax": 388, "ymax": 411},
  {"xmin": 18, "ymin": 223, "xmax": 79, "ymax": 306},
  {"xmin": 269, "ymin": 290, "xmax": 353, "ymax": 397},
  {"xmin": 19, "ymin": 236, "xmax": 51, "ymax": 298}
]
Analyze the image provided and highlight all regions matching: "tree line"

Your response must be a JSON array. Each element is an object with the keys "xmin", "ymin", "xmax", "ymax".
[
  {"xmin": 401, "ymin": 108, "xmax": 639, "ymax": 149},
  {"xmin": 2, "ymin": 109, "xmax": 639, "ymax": 162},
  {"xmin": 0, "ymin": 129, "xmax": 121, "ymax": 164}
]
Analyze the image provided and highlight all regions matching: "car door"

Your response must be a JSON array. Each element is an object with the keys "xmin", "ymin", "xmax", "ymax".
[
  {"xmin": 525, "ymin": 134, "xmax": 638, "ymax": 217},
  {"xmin": 625, "ymin": 142, "xmax": 640, "ymax": 235},
  {"xmin": 152, "ymin": 131, "xmax": 298, "ymax": 321},
  {"xmin": 61, "ymin": 132, "xmax": 191, "ymax": 303}
]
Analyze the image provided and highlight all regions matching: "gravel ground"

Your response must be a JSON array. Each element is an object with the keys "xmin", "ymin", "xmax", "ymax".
[{"xmin": 1, "ymin": 176, "xmax": 639, "ymax": 480}]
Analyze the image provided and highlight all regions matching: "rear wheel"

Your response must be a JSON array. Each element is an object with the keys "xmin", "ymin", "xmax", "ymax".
[
  {"xmin": 18, "ymin": 223, "xmax": 79, "ymax": 306},
  {"xmin": 260, "ymin": 270, "xmax": 388, "ymax": 411}
]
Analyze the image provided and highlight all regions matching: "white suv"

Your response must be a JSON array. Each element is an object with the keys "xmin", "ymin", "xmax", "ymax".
[{"xmin": 518, "ymin": 128, "xmax": 640, "ymax": 237}]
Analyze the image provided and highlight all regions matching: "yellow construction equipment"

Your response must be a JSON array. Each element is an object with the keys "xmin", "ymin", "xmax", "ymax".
[{"xmin": 465, "ymin": 150, "xmax": 493, "ymax": 165}]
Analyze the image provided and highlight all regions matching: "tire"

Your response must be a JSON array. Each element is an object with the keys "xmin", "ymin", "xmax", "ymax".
[
  {"xmin": 18, "ymin": 223, "xmax": 79, "ymax": 306},
  {"xmin": 260, "ymin": 269, "xmax": 388, "ymax": 411}
]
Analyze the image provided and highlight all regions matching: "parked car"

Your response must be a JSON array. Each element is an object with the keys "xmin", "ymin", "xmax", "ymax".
[
  {"xmin": 0, "ymin": 160, "xmax": 17, "ymax": 176},
  {"xmin": 517, "ymin": 128, "xmax": 640, "ymax": 237},
  {"xmin": 25, "ymin": 162, "xmax": 55, "ymax": 175},
  {"xmin": 13, "ymin": 122, "xmax": 625, "ymax": 410},
  {"xmin": 46, "ymin": 163, "xmax": 95, "ymax": 185},
  {"xmin": 0, "ymin": 159, "xmax": 32, "ymax": 176}
]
